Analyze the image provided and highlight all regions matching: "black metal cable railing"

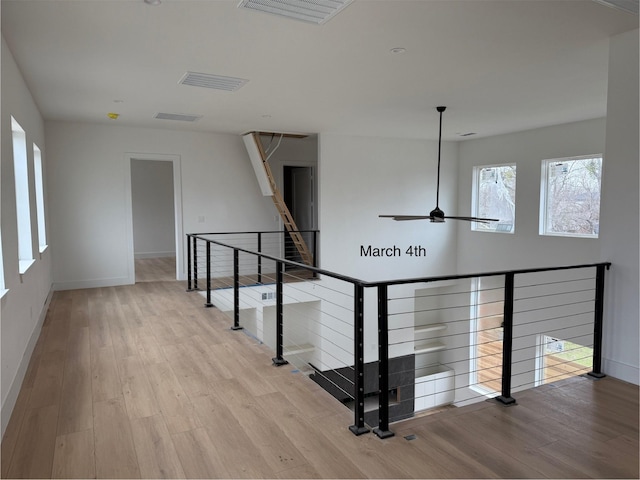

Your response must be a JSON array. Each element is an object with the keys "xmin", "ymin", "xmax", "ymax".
[{"xmin": 186, "ymin": 232, "xmax": 611, "ymax": 439}]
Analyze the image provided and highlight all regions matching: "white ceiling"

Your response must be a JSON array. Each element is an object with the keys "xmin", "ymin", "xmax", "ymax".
[{"xmin": 1, "ymin": 0, "xmax": 637, "ymax": 140}]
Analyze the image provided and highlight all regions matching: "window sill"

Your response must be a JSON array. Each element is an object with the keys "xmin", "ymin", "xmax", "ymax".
[
  {"xmin": 39, "ymin": 245, "xmax": 49, "ymax": 254},
  {"xmin": 18, "ymin": 259, "xmax": 36, "ymax": 275},
  {"xmin": 540, "ymin": 232, "xmax": 598, "ymax": 239},
  {"xmin": 0, "ymin": 288, "xmax": 8, "ymax": 299},
  {"xmin": 472, "ymin": 229, "xmax": 515, "ymax": 235}
]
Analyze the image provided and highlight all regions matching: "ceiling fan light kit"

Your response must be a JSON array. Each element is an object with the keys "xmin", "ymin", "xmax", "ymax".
[{"xmin": 379, "ymin": 106, "xmax": 499, "ymax": 225}]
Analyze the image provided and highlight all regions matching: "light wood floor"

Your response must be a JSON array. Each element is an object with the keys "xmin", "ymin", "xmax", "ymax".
[
  {"xmin": 135, "ymin": 256, "xmax": 176, "ymax": 283},
  {"xmin": 2, "ymin": 279, "xmax": 638, "ymax": 479}
]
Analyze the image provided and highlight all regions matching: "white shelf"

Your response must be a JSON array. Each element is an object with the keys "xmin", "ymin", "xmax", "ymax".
[
  {"xmin": 284, "ymin": 343, "xmax": 315, "ymax": 356},
  {"xmin": 414, "ymin": 341, "xmax": 446, "ymax": 355},
  {"xmin": 414, "ymin": 323, "xmax": 447, "ymax": 335}
]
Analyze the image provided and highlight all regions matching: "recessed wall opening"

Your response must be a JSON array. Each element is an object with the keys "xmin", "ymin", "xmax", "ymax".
[
  {"xmin": 130, "ymin": 159, "xmax": 176, "ymax": 282},
  {"xmin": 125, "ymin": 153, "xmax": 184, "ymax": 284}
]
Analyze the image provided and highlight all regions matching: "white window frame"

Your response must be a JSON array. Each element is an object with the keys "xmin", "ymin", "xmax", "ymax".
[
  {"xmin": 471, "ymin": 163, "xmax": 517, "ymax": 234},
  {"xmin": 539, "ymin": 154, "xmax": 603, "ymax": 238},
  {"xmin": 11, "ymin": 117, "xmax": 35, "ymax": 274},
  {"xmin": 33, "ymin": 143, "xmax": 48, "ymax": 253},
  {"xmin": 0, "ymin": 231, "xmax": 6, "ymax": 297}
]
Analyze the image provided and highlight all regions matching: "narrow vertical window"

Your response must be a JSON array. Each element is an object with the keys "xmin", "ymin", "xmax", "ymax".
[
  {"xmin": 11, "ymin": 117, "xmax": 34, "ymax": 273},
  {"xmin": 471, "ymin": 164, "xmax": 517, "ymax": 233},
  {"xmin": 33, "ymin": 144, "xmax": 47, "ymax": 252}
]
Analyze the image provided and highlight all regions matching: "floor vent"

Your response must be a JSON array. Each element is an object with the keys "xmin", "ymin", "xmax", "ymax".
[
  {"xmin": 154, "ymin": 112, "xmax": 202, "ymax": 122},
  {"xmin": 238, "ymin": 0, "xmax": 353, "ymax": 25},
  {"xmin": 179, "ymin": 71, "xmax": 249, "ymax": 92}
]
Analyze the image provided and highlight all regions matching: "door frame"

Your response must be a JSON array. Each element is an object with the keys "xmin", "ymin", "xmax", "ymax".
[
  {"xmin": 282, "ymin": 163, "xmax": 316, "ymax": 264},
  {"xmin": 124, "ymin": 153, "xmax": 184, "ymax": 283}
]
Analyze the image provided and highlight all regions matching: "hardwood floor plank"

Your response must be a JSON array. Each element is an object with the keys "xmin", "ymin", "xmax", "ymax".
[
  {"xmin": 190, "ymin": 393, "xmax": 275, "ymax": 478},
  {"xmin": 171, "ymin": 428, "xmax": 230, "ymax": 478},
  {"xmin": 6, "ymin": 405, "xmax": 59, "ymax": 479},
  {"xmin": 28, "ymin": 349, "xmax": 66, "ymax": 409},
  {"xmin": 129, "ymin": 415, "xmax": 185, "ymax": 479},
  {"xmin": 117, "ymin": 355, "xmax": 161, "ymax": 419},
  {"xmin": 0, "ymin": 386, "xmax": 32, "ymax": 478},
  {"xmin": 426, "ymin": 417, "xmax": 547, "ymax": 477},
  {"xmin": 57, "ymin": 327, "xmax": 93, "ymax": 435},
  {"xmin": 91, "ymin": 345, "xmax": 122, "ymax": 403},
  {"xmin": 144, "ymin": 361, "xmax": 202, "ymax": 434},
  {"xmin": 254, "ymin": 391, "xmax": 366, "ymax": 478},
  {"xmin": 307, "ymin": 412, "xmax": 412, "ymax": 479},
  {"xmin": 93, "ymin": 397, "xmax": 141, "ymax": 479},
  {"xmin": 210, "ymin": 378, "xmax": 308, "ymax": 474},
  {"xmin": 52, "ymin": 429, "xmax": 96, "ymax": 479},
  {"xmin": 133, "ymin": 326, "xmax": 167, "ymax": 366},
  {"xmin": 88, "ymin": 300, "xmax": 113, "ymax": 349},
  {"xmin": 540, "ymin": 437, "xmax": 637, "ymax": 478},
  {"xmin": 161, "ymin": 343, "xmax": 214, "ymax": 397}
]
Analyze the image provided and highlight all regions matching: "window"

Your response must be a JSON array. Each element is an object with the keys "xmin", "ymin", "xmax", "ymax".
[
  {"xmin": 540, "ymin": 155, "xmax": 602, "ymax": 237},
  {"xmin": 11, "ymin": 117, "xmax": 34, "ymax": 273},
  {"xmin": 472, "ymin": 164, "xmax": 516, "ymax": 233},
  {"xmin": 33, "ymin": 144, "xmax": 47, "ymax": 252}
]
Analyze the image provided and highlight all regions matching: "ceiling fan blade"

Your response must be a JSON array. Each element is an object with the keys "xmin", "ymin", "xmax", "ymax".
[
  {"xmin": 379, "ymin": 214, "xmax": 433, "ymax": 221},
  {"xmin": 445, "ymin": 215, "xmax": 500, "ymax": 223}
]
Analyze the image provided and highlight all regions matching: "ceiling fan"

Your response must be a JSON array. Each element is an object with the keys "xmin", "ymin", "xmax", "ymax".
[{"xmin": 379, "ymin": 106, "xmax": 499, "ymax": 224}]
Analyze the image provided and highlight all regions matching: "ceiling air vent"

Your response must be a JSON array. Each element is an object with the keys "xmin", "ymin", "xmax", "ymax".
[
  {"xmin": 237, "ymin": 0, "xmax": 353, "ymax": 24},
  {"xmin": 179, "ymin": 72, "xmax": 249, "ymax": 92},
  {"xmin": 154, "ymin": 113, "xmax": 202, "ymax": 122}
]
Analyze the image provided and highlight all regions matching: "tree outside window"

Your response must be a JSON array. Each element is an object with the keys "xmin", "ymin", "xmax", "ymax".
[
  {"xmin": 472, "ymin": 164, "xmax": 516, "ymax": 233},
  {"xmin": 540, "ymin": 155, "xmax": 602, "ymax": 237}
]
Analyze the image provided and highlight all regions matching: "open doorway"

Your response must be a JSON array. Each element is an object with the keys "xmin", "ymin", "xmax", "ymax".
[
  {"xmin": 129, "ymin": 157, "xmax": 181, "ymax": 282},
  {"xmin": 283, "ymin": 165, "xmax": 314, "ymax": 267}
]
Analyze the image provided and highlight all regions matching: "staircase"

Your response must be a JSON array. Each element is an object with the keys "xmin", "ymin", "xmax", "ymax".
[{"xmin": 245, "ymin": 132, "xmax": 314, "ymax": 266}]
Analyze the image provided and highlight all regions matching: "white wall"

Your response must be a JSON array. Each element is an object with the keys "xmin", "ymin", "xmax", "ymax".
[
  {"xmin": 599, "ymin": 28, "xmax": 639, "ymax": 384},
  {"xmin": 318, "ymin": 133, "xmax": 459, "ymax": 282},
  {"xmin": 456, "ymin": 118, "xmax": 606, "ymax": 273},
  {"xmin": 45, "ymin": 121, "xmax": 280, "ymax": 289},
  {"xmin": 131, "ymin": 159, "xmax": 175, "ymax": 258},
  {"xmin": 1, "ymin": 37, "xmax": 52, "ymax": 436}
]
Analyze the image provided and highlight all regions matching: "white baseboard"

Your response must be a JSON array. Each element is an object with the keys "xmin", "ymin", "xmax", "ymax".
[
  {"xmin": 1, "ymin": 288, "xmax": 53, "ymax": 438},
  {"xmin": 134, "ymin": 251, "xmax": 175, "ymax": 259},
  {"xmin": 53, "ymin": 276, "xmax": 133, "ymax": 291},
  {"xmin": 603, "ymin": 357, "xmax": 640, "ymax": 385}
]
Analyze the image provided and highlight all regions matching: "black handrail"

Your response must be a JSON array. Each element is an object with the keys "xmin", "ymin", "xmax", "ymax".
[{"xmin": 186, "ymin": 231, "xmax": 612, "ymax": 438}]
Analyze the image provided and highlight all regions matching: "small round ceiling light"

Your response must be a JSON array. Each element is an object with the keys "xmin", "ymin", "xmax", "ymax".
[
  {"xmin": 390, "ymin": 47, "xmax": 406, "ymax": 54},
  {"xmin": 144, "ymin": 0, "xmax": 161, "ymax": 5},
  {"xmin": 107, "ymin": 112, "xmax": 120, "ymax": 120}
]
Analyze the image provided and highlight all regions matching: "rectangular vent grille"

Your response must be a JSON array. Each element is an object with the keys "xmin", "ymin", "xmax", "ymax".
[
  {"xmin": 154, "ymin": 113, "xmax": 202, "ymax": 122},
  {"xmin": 179, "ymin": 72, "xmax": 249, "ymax": 91},
  {"xmin": 238, "ymin": 0, "xmax": 353, "ymax": 24}
]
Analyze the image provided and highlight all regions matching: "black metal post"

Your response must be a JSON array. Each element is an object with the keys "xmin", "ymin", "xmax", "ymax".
[
  {"xmin": 192, "ymin": 236, "xmax": 199, "ymax": 290},
  {"xmin": 272, "ymin": 261, "xmax": 289, "ymax": 366},
  {"xmin": 349, "ymin": 284, "xmax": 370, "ymax": 436},
  {"xmin": 374, "ymin": 284, "xmax": 394, "ymax": 438},
  {"xmin": 204, "ymin": 241, "xmax": 213, "ymax": 308},
  {"xmin": 231, "ymin": 249, "xmax": 243, "ymax": 330},
  {"xmin": 186, "ymin": 235, "xmax": 193, "ymax": 291},
  {"xmin": 312, "ymin": 231, "xmax": 318, "ymax": 278},
  {"xmin": 496, "ymin": 273, "xmax": 517, "ymax": 405},
  {"xmin": 257, "ymin": 232, "xmax": 262, "ymax": 285},
  {"xmin": 588, "ymin": 264, "xmax": 607, "ymax": 379}
]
